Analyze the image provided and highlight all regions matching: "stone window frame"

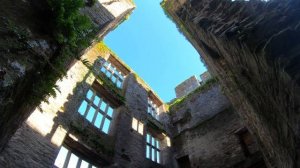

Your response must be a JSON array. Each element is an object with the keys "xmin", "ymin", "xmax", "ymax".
[
  {"xmin": 147, "ymin": 98, "xmax": 158, "ymax": 120},
  {"xmin": 54, "ymin": 145, "xmax": 97, "ymax": 168},
  {"xmin": 77, "ymin": 88, "xmax": 114, "ymax": 134},
  {"xmin": 146, "ymin": 133, "xmax": 161, "ymax": 164},
  {"xmin": 132, "ymin": 117, "xmax": 144, "ymax": 135},
  {"xmin": 99, "ymin": 58, "xmax": 125, "ymax": 88}
]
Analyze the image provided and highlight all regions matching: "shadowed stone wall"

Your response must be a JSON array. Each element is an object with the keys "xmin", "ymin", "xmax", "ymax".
[
  {"xmin": 0, "ymin": 0, "xmax": 134, "ymax": 151},
  {"xmin": 168, "ymin": 84, "xmax": 265, "ymax": 168},
  {"xmin": 162, "ymin": 0, "xmax": 300, "ymax": 167}
]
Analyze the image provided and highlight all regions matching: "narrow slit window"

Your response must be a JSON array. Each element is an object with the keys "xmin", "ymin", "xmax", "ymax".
[{"xmin": 77, "ymin": 89, "xmax": 114, "ymax": 134}]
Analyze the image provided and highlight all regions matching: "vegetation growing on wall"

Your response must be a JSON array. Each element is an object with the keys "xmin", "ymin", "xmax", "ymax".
[
  {"xmin": 160, "ymin": 0, "xmax": 192, "ymax": 41},
  {"xmin": 95, "ymin": 72, "xmax": 126, "ymax": 104},
  {"xmin": 168, "ymin": 78, "xmax": 218, "ymax": 113},
  {"xmin": 93, "ymin": 42, "xmax": 164, "ymax": 104},
  {"xmin": 95, "ymin": 42, "xmax": 132, "ymax": 71},
  {"xmin": 48, "ymin": 0, "xmax": 94, "ymax": 48},
  {"xmin": 70, "ymin": 121, "xmax": 115, "ymax": 156},
  {"xmin": 28, "ymin": 0, "xmax": 96, "ymax": 105},
  {"xmin": 79, "ymin": 63, "xmax": 126, "ymax": 104},
  {"xmin": 81, "ymin": 42, "xmax": 129, "ymax": 104}
]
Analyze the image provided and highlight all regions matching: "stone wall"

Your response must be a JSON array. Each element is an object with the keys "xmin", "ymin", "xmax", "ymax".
[
  {"xmin": 162, "ymin": 0, "xmax": 300, "ymax": 167},
  {"xmin": 0, "ymin": 43, "xmax": 109, "ymax": 167},
  {"xmin": 172, "ymin": 85, "xmax": 230, "ymax": 133},
  {"xmin": 168, "ymin": 84, "xmax": 265, "ymax": 168},
  {"xmin": 0, "ymin": 0, "xmax": 134, "ymax": 151},
  {"xmin": 175, "ymin": 75, "xmax": 200, "ymax": 98},
  {"xmin": 0, "ymin": 43, "xmax": 172, "ymax": 167},
  {"xmin": 112, "ymin": 74, "xmax": 172, "ymax": 168},
  {"xmin": 82, "ymin": 0, "xmax": 135, "ymax": 38},
  {"xmin": 0, "ymin": 0, "xmax": 57, "ymax": 151}
]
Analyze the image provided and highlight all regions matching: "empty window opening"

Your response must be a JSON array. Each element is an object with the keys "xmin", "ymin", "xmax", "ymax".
[
  {"xmin": 54, "ymin": 146, "xmax": 97, "ymax": 168},
  {"xmin": 147, "ymin": 98, "xmax": 158, "ymax": 120},
  {"xmin": 146, "ymin": 133, "xmax": 160, "ymax": 164},
  {"xmin": 132, "ymin": 117, "xmax": 144, "ymax": 135},
  {"xmin": 78, "ymin": 89, "xmax": 114, "ymax": 134},
  {"xmin": 99, "ymin": 59, "xmax": 125, "ymax": 88},
  {"xmin": 176, "ymin": 155, "xmax": 191, "ymax": 168}
]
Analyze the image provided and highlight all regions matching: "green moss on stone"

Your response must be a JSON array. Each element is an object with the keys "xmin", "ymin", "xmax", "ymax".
[
  {"xmin": 70, "ymin": 121, "xmax": 115, "ymax": 156},
  {"xmin": 168, "ymin": 78, "xmax": 218, "ymax": 114}
]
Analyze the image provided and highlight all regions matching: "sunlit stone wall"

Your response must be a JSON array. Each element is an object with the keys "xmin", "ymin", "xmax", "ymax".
[{"xmin": 0, "ymin": 43, "xmax": 110, "ymax": 167}]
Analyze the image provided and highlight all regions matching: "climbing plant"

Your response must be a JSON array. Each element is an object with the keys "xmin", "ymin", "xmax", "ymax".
[{"xmin": 28, "ymin": 0, "xmax": 96, "ymax": 105}]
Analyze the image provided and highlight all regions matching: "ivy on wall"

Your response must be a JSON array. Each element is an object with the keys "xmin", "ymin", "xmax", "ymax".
[{"xmin": 28, "ymin": 0, "xmax": 96, "ymax": 105}]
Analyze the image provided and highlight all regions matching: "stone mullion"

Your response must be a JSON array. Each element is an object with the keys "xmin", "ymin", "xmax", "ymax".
[
  {"xmin": 63, "ymin": 150, "xmax": 72, "ymax": 168},
  {"xmin": 83, "ymin": 92, "xmax": 95, "ymax": 118},
  {"xmin": 115, "ymin": 74, "xmax": 121, "ymax": 86},
  {"xmin": 155, "ymin": 141, "xmax": 160, "ymax": 163},
  {"xmin": 149, "ymin": 143, "xmax": 152, "ymax": 160},
  {"xmin": 91, "ymin": 98, "xmax": 102, "ymax": 125},
  {"xmin": 105, "ymin": 104, "xmax": 113, "ymax": 121},
  {"xmin": 76, "ymin": 159, "xmax": 82, "ymax": 168},
  {"xmin": 99, "ymin": 103, "xmax": 107, "ymax": 132},
  {"xmin": 106, "ymin": 63, "xmax": 114, "ymax": 80},
  {"xmin": 101, "ymin": 61, "xmax": 109, "ymax": 74},
  {"xmin": 152, "ymin": 138, "xmax": 157, "ymax": 162},
  {"xmin": 97, "ymin": 99, "xmax": 105, "ymax": 130},
  {"xmin": 149, "ymin": 145, "xmax": 151, "ymax": 160}
]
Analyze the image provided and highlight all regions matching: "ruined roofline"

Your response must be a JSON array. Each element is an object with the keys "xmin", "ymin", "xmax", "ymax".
[{"xmin": 168, "ymin": 78, "xmax": 218, "ymax": 113}]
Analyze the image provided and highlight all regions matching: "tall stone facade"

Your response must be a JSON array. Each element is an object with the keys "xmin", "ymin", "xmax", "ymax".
[
  {"xmin": 0, "ymin": 41, "xmax": 264, "ymax": 168},
  {"xmin": 1, "ymin": 0, "xmax": 297, "ymax": 167},
  {"xmin": 162, "ymin": 0, "xmax": 300, "ymax": 167},
  {"xmin": 0, "ymin": 43, "xmax": 172, "ymax": 168},
  {"xmin": 0, "ymin": 0, "xmax": 134, "ymax": 151}
]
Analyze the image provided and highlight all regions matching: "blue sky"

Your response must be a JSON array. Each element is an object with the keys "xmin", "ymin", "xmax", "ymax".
[{"xmin": 104, "ymin": 0, "xmax": 207, "ymax": 102}]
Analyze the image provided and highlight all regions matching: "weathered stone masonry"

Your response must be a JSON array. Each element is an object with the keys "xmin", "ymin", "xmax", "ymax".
[
  {"xmin": 0, "ymin": 42, "xmax": 264, "ymax": 168},
  {"xmin": 162, "ymin": 0, "xmax": 300, "ymax": 167},
  {"xmin": 0, "ymin": 0, "xmax": 295, "ymax": 167},
  {"xmin": 0, "ymin": 43, "xmax": 173, "ymax": 168},
  {"xmin": 0, "ymin": 0, "xmax": 134, "ymax": 151},
  {"xmin": 168, "ymin": 84, "xmax": 265, "ymax": 168}
]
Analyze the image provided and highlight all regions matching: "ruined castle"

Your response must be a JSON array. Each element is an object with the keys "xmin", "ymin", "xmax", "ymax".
[{"xmin": 0, "ymin": 0, "xmax": 299, "ymax": 168}]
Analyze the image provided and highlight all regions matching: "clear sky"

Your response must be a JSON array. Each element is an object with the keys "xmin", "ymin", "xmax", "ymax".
[{"xmin": 104, "ymin": 0, "xmax": 207, "ymax": 102}]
